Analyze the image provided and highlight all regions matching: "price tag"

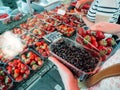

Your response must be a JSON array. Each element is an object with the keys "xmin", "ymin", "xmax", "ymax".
[{"xmin": 57, "ymin": 9, "xmax": 66, "ymax": 15}]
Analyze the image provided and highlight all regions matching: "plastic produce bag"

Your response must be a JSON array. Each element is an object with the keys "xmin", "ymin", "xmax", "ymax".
[
  {"xmin": 0, "ymin": 6, "xmax": 11, "ymax": 14},
  {"xmin": 16, "ymin": 0, "xmax": 33, "ymax": 14},
  {"xmin": 0, "ymin": 31, "xmax": 24, "ymax": 58}
]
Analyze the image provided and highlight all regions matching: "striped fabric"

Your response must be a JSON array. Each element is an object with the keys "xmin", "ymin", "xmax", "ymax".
[{"xmin": 86, "ymin": 0, "xmax": 120, "ymax": 23}]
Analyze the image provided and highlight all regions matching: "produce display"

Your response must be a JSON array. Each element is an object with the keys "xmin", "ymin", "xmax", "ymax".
[
  {"xmin": 50, "ymin": 38, "xmax": 101, "ymax": 75},
  {"xmin": 0, "ymin": 1, "xmax": 117, "ymax": 89},
  {"xmin": 76, "ymin": 27, "xmax": 116, "ymax": 61},
  {"xmin": 6, "ymin": 59, "xmax": 30, "ymax": 82},
  {"xmin": 34, "ymin": 41, "xmax": 50, "ymax": 58},
  {"xmin": 0, "ymin": 68, "xmax": 13, "ymax": 90},
  {"xmin": 21, "ymin": 50, "xmax": 43, "ymax": 70}
]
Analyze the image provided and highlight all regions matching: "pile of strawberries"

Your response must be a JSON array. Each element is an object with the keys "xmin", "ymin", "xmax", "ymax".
[
  {"xmin": 20, "ymin": 33, "xmax": 38, "ymax": 45},
  {"xmin": 30, "ymin": 28, "xmax": 46, "ymax": 39},
  {"xmin": 12, "ymin": 28, "xmax": 25, "ymax": 35},
  {"xmin": 76, "ymin": 27, "xmax": 116, "ymax": 61},
  {"xmin": 21, "ymin": 50, "xmax": 43, "ymax": 70},
  {"xmin": 34, "ymin": 41, "xmax": 50, "ymax": 58},
  {"xmin": 56, "ymin": 24, "xmax": 75, "ymax": 37},
  {"xmin": 0, "ymin": 68, "xmax": 13, "ymax": 90},
  {"xmin": 6, "ymin": 59, "xmax": 30, "ymax": 82}
]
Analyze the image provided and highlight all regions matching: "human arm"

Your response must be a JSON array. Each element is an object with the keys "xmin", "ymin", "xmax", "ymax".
[
  {"xmin": 75, "ymin": 0, "xmax": 94, "ymax": 9},
  {"xmin": 48, "ymin": 56, "xmax": 79, "ymax": 90},
  {"xmin": 90, "ymin": 22, "xmax": 120, "ymax": 34}
]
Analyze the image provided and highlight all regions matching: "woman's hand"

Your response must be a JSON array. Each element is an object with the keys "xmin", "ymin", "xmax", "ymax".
[
  {"xmin": 75, "ymin": 0, "xmax": 86, "ymax": 9},
  {"xmin": 90, "ymin": 22, "xmax": 120, "ymax": 34},
  {"xmin": 48, "ymin": 56, "xmax": 79, "ymax": 90},
  {"xmin": 75, "ymin": 0, "xmax": 93, "ymax": 9}
]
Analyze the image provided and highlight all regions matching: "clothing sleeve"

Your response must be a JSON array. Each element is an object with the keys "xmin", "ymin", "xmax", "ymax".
[
  {"xmin": 96, "ymin": 0, "xmax": 119, "ymax": 23},
  {"xmin": 88, "ymin": 48, "xmax": 120, "ymax": 90}
]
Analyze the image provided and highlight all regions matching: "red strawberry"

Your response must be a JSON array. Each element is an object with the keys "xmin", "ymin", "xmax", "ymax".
[
  {"xmin": 0, "ymin": 76, "xmax": 4, "ymax": 81},
  {"xmin": 86, "ymin": 30, "xmax": 91, "ymax": 35},
  {"xmin": 15, "ymin": 75, "xmax": 23, "ymax": 82},
  {"xmin": 98, "ymin": 39, "xmax": 107, "ymax": 46},
  {"xmin": 98, "ymin": 46, "xmax": 107, "ymax": 56},
  {"xmin": 38, "ymin": 60, "xmax": 43, "ymax": 66},
  {"xmin": 106, "ymin": 38, "xmax": 116, "ymax": 46},
  {"xmin": 91, "ymin": 36, "xmax": 96, "ymax": 42},
  {"xmin": 92, "ymin": 40, "xmax": 98, "ymax": 48},
  {"xmin": 25, "ymin": 70, "xmax": 30, "ymax": 75},
  {"xmin": 96, "ymin": 31, "xmax": 105, "ymax": 40},
  {"xmin": 20, "ymin": 69, "xmax": 25, "ymax": 74},
  {"xmin": 106, "ymin": 47, "xmax": 112, "ymax": 55},
  {"xmin": 42, "ymin": 52, "xmax": 48, "ymax": 57},
  {"xmin": 30, "ymin": 61, "xmax": 36, "ymax": 66},
  {"xmin": 32, "ymin": 64, "xmax": 39, "ymax": 70},
  {"xmin": 78, "ymin": 28, "xmax": 86, "ymax": 36},
  {"xmin": 14, "ymin": 69, "xmax": 20, "ymax": 74},
  {"xmin": 101, "ymin": 55, "xmax": 107, "ymax": 62},
  {"xmin": 6, "ymin": 66, "xmax": 12, "ymax": 74},
  {"xmin": 8, "ymin": 62, "xmax": 13, "ymax": 66}
]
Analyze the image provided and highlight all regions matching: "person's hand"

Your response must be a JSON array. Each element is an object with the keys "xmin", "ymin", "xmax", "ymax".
[
  {"xmin": 48, "ymin": 56, "xmax": 79, "ymax": 90},
  {"xmin": 90, "ymin": 22, "xmax": 120, "ymax": 34},
  {"xmin": 75, "ymin": 0, "xmax": 86, "ymax": 9}
]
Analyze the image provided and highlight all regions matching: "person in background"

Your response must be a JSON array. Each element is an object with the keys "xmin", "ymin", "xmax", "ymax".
[
  {"xmin": 75, "ymin": 0, "xmax": 120, "ymax": 27},
  {"xmin": 49, "ymin": 22, "xmax": 120, "ymax": 90}
]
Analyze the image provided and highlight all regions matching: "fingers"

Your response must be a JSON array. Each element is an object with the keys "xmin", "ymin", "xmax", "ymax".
[{"xmin": 75, "ymin": 1, "xmax": 80, "ymax": 9}]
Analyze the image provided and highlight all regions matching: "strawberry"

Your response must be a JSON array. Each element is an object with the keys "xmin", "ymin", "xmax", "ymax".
[
  {"xmin": 106, "ymin": 47, "xmax": 112, "ymax": 55},
  {"xmin": 86, "ymin": 30, "xmax": 91, "ymax": 35},
  {"xmin": 20, "ymin": 69, "xmax": 25, "ymax": 74},
  {"xmin": 24, "ymin": 59, "xmax": 30, "ymax": 64},
  {"xmin": 0, "ymin": 76, "xmax": 4, "ymax": 81},
  {"xmin": 32, "ymin": 64, "xmax": 39, "ymax": 70},
  {"xmin": 96, "ymin": 31, "xmax": 105, "ymax": 40},
  {"xmin": 15, "ymin": 75, "xmax": 23, "ymax": 82},
  {"xmin": 5, "ymin": 76, "xmax": 12, "ymax": 84},
  {"xmin": 42, "ymin": 52, "xmax": 48, "ymax": 57},
  {"xmin": 8, "ymin": 62, "xmax": 13, "ymax": 67},
  {"xmin": 91, "ymin": 40, "xmax": 98, "ymax": 48},
  {"xmin": 30, "ymin": 61, "xmax": 36, "ymax": 66},
  {"xmin": 6, "ymin": 66, "xmax": 12, "ymax": 74},
  {"xmin": 14, "ymin": 69, "xmax": 20, "ymax": 75},
  {"xmin": 38, "ymin": 60, "xmax": 43, "ymax": 66},
  {"xmin": 30, "ymin": 54, "xmax": 35, "ymax": 60},
  {"xmin": 106, "ymin": 38, "xmax": 116, "ymax": 46},
  {"xmin": 98, "ymin": 39, "xmax": 107, "ymax": 46},
  {"xmin": 98, "ymin": 46, "xmax": 107, "ymax": 56},
  {"xmin": 91, "ymin": 36, "xmax": 96, "ymax": 42},
  {"xmin": 25, "ymin": 70, "xmax": 30, "ymax": 75},
  {"xmin": 13, "ymin": 73, "xmax": 19, "ymax": 78},
  {"xmin": 78, "ymin": 28, "xmax": 86, "ymax": 36},
  {"xmin": 101, "ymin": 55, "xmax": 107, "ymax": 62}
]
